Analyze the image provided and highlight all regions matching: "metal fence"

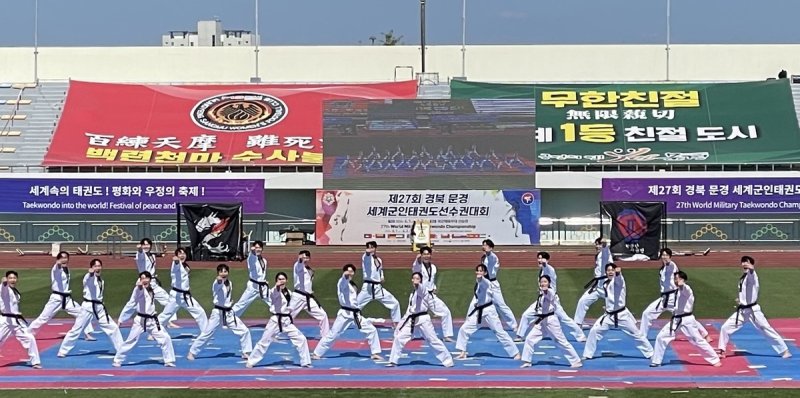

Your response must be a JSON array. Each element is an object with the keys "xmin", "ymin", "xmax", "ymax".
[{"xmin": 0, "ymin": 217, "xmax": 797, "ymax": 247}]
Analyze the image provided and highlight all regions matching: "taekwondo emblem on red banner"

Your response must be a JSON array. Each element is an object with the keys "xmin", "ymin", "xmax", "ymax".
[{"xmin": 42, "ymin": 80, "xmax": 418, "ymax": 166}]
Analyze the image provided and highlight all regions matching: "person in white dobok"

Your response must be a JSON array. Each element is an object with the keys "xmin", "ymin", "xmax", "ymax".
[
  {"xmin": 573, "ymin": 237, "xmax": 611, "ymax": 328},
  {"xmin": 119, "ymin": 238, "xmax": 177, "ymax": 328},
  {"xmin": 480, "ymin": 239, "xmax": 517, "ymax": 331},
  {"xmin": 232, "ymin": 241, "xmax": 270, "ymax": 317},
  {"xmin": 28, "ymin": 251, "xmax": 95, "ymax": 340},
  {"xmin": 313, "ymin": 264, "xmax": 383, "ymax": 361},
  {"xmin": 246, "ymin": 272, "xmax": 312, "ymax": 368},
  {"xmin": 113, "ymin": 271, "xmax": 176, "ymax": 367},
  {"xmin": 455, "ymin": 264, "xmax": 520, "ymax": 360},
  {"xmin": 412, "ymin": 246, "xmax": 454, "ymax": 342},
  {"xmin": 716, "ymin": 256, "xmax": 792, "ymax": 359},
  {"xmin": 0, "ymin": 271, "xmax": 41, "ymax": 369},
  {"xmin": 357, "ymin": 241, "xmax": 401, "ymax": 325},
  {"xmin": 289, "ymin": 250, "xmax": 330, "ymax": 339},
  {"xmin": 519, "ymin": 274, "xmax": 582, "ymax": 368},
  {"xmin": 639, "ymin": 248, "xmax": 711, "ymax": 341},
  {"xmin": 516, "ymin": 252, "xmax": 586, "ymax": 343},
  {"xmin": 188, "ymin": 264, "xmax": 253, "ymax": 361},
  {"xmin": 58, "ymin": 259, "xmax": 124, "ymax": 357},
  {"xmin": 158, "ymin": 248, "xmax": 208, "ymax": 332},
  {"xmin": 582, "ymin": 263, "xmax": 653, "ymax": 360},
  {"xmin": 387, "ymin": 272, "xmax": 454, "ymax": 367},
  {"xmin": 650, "ymin": 271, "xmax": 720, "ymax": 367}
]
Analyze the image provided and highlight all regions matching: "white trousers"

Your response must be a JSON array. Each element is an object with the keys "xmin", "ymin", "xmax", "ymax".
[
  {"xmin": 357, "ymin": 283, "xmax": 402, "ymax": 323},
  {"xmin": 157, "ymin": 290, "xmax": 208, "ymax": 331},
  {"xmin": 582, "ymin": 308, "xmax": 653, "ymax": 359},
  {"xmin": 113, "ymin": 315, "xmax": 176, "ymax": 365},
  {"xmin": 59, "ymin": 302, "xmax": 123, "ymax": 356},
  {"xmin": 232, "ymin": 281, "xmax": 270, "ymax": 317},
  {"xmin": 651, "ymin": 315, "xmax": 719, "ymax": 366},
  {"xmin": 717, "ymin": 304, "xmax": 788, "ymax": 355},
  {"xmin": 28, "ymin": 293, "xmax": 95, "ymax": 335},
  {"xmin": 389, "ymin": 314, "xmax": 453, "ymax": 366},
  {"xmin": 189, "ymin": 308, "xmax": 253, "ymax": 356},
  {"xmin": 427, "ymin": 293, "xmax": 454, "ymax": 338},
  {"xmin": 573, "ymin": 288, "xmax": 604, "ymax": 326},
  {"xmin": 313, "ymin": 309, "xmax": 381, "ymax": 356},
  {"xmin": 246, "ymin": 316, "xmax": 311, "ymax": 367},
  {"xmin": 0, "ymin": 317, "xmax": 40, "ymax": 366},
  {"xmin": 119, "ymin": 280, "xmax": 174, "ymax": 324},
  {"xmin": 489, "ymin": 280, "xmax": 517, "ymax": 330},
  {"xmin": 521, "ymin": 315, "xmax": 581, "ymax": 366},
  {"xmin": 640, "ymin": 295, "xmax": 709, "ymax": 339},
  {"xmin": 455, "ymin": 304, "xmax": 519, "ymax": 357},
  {"xmin": 518, "ymin": 296, "xmax": 584, "ymax": 340},
  {"xmin": 289, "ymin": 292, "xmax": 330, "ymax": 338}
]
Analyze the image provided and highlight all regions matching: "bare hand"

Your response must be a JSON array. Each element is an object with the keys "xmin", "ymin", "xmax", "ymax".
[
  {"xmin": 136, "ymin": 244, "xmax": 142, "ymax": 249},
  {"xmin": 217, "ymin": 275, "xmax": 224, "ymax": 282},
  {"xmin": 173, "ymin": 255, "xmax": 180, "ymax": 262},
  {"xmin": 416, "ymin": 254, "xmax": 422, "ymax": 260}
]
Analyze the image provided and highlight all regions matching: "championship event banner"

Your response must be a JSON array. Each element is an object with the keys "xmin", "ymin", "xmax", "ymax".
[
  {"xmin": 451, "ymin": 79, "xmax": 800, "ymax": 165},
  {"xmin": 602, "ymin": 177, "xmax": 800, "ymax": 214},
  {"xmin": 315, "ymin": 189, "xmax": 541, "ymax": 245},
  {"xmin": 0, "ymin": 178, "xmax": 265, "ymax": 214},
  {"xmin": 43, "ymin": 80, "xmax": 418, "ymax": 166}
]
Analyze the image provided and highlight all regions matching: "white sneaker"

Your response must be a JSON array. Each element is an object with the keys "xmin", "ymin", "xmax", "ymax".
[
  {"xmin": 164, "ymin": 362, "xmax": 176, "ymax": 367},
  {"xmin": 187, "ymin": 353, "xmax": 195, "ymax": 361}
]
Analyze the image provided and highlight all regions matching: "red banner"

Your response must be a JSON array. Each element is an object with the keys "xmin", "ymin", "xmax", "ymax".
[{"xmin": 43, "ymin": 80, "xmax": 418, "ymax": 166}]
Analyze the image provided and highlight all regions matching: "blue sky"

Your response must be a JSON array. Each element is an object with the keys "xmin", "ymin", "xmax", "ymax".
[{"xmin": 1, "ymin": 0, "xmax": 799, "ymax": 46}]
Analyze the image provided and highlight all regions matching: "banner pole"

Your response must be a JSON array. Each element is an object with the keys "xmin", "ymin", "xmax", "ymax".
[{"xmin": 176, "ymin": 203, "xmax": 181, "ymax": 251}]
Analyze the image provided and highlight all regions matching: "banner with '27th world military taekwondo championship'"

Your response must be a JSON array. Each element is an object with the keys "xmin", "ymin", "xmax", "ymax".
[
  {"xmin": 450, "ymin": 79, "xmax": 800, "ymax": 164},
  {"xmin": 315, "ymin": 190, "xmax": 541, "ymax": 246},
  {"xmin": 602, "ymin": 177, "xmax": 800, "ymax": 214}
]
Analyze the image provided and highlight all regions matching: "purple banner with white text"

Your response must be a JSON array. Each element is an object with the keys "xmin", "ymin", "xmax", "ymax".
[
  {"xmin": 0, "ymin": 178, "xmax": 264, "ymax": 214},
  {"xmin": 602, "ymin": 178, "xmax": 800, "ymax": 213}
]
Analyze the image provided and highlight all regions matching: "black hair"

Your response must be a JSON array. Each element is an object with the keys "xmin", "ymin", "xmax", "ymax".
[
  {"xmin": 660, "ymin": 248, "xmax": 673, "ymax": 257},
  {"xmin": 412, "ymin": 272, "xmax": 423, "ymax": 280},
  {"xmin": 475, "ymin": 263, "xmax": 488, "ymax": 273},
  {"xmin": 174, "ymin": 247, "xmax": 186, "ymax": 256},
  {"xmin": 252, "ymin": 240, "xmax": 264, "ymax": 248},
  {"xmin": 366, "ymin": 241, "xmax": 378, "ymax": 249},
  {"xmin": 275, "ymin": 272, "xmax": 288, "ymax": 281},
  {"xmin": 5, "ymin": 270, "xmax": 18, "ymax": 278},
  {"xmin": 139, "ymin": 271, "xmax": 153, "ymax": 279},
  {"xmin": 605, "ymin": 262, "xmax": 616, "ymax": 271},
  {"xmin": 675, "ymin": 270, "xmax": 688, "ymax": 281},
  {"xmin": 139, "ymin": 238, "xmax": 153, "ymax": 246},
  {"xmin": 741, "ymin": 256, "xmax": 755, "ymax": 265},
  {"xmin": 539, "ymin": 274, "xmax": 551, "ymax": 283},
  {"xmin": 217, "ymin": 263, "xmax": 230, "ymax": 273},
  {"xmin": 419, "ymin": 246, "xmax": 432, "ymax": 254},
  {"xmin": 537, "ymin": 251, "xmax": 550, "ymax": 260},
  {"xmin": 90, "ymin": 258, "xmax": 103, "ymax": 267},
  {"xmin": 482, "ymin": 239, "xmax": 495, "ymax": 248},
  {"xmin": 299, "ymin": 250, "xmax": 311, "ymax": 257},
  {"xmin": 343, "ymin": 263, "xmax": 356, "ymax": 272},
  {"xmin": 56, "ymin": 251, "xmax": 70, "ymax": 260}
]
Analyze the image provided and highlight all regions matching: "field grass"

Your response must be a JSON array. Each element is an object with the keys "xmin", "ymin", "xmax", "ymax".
[
  {"xmin": 9, "ymin": 266, "xmax": 799, "ymax": 321},
  {"xmin": 0, "ymin": 388, "xmax": 791, "ymax": 398}
]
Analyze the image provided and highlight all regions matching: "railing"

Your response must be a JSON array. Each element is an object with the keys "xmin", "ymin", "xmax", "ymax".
[{"xmin": 0, "ymin": 217, "xmax": 796, "ymax": 246}]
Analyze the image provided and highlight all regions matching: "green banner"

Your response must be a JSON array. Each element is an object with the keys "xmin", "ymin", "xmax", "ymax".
[{"xmin": 451, "ymin": 79, "xmax": 800, "ymax": 165}]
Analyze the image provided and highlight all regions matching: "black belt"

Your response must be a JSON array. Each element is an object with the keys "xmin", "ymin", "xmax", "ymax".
[
  {"xmin": 583, "ymin": 276, "xmax": 606, "ymax": 292},
  {"xmin": 52, "ymin": 291, "xmax": 72, "ymax": 310},
  {"xmin": 669, "ymin": 312, "xmax": 693, "ymax": 334},
  {"xmin": 735, "ymin": 302, "xmax": 758, "ymax": 325},
  {"xmin": 399, "ymin": 311, "xmax": 429, "ymax": 334},
  {"xmin": 83, "ymin": 297, "xmax": 110, "ymax": 323},
  {"xmin": 533, "ymin": 311, "xmax": 555, "ymax": 326},
  {"xmin": 274, "ymin": 313, "xmax": 294, "ymax": 333},
  {"xmin": 294, "ymin": 290, "xmax": 321, "ymax": 310},
  {"xmin": 364, "ymin": 280, "xmax": 383, "ymax": 299},
  {"xmin": 1, "ymin": 312, "xmax": 28, "ymax": 327},
  {"xmin": 171, "ymin": 287, "xmax": 195, "ymax": 306},
  {"xmin": 660, "ymin": 289, "xmax": 678, "ymax": 309},
  {"xmin": 249, "ymin": 279, "xmax": 269, "ymax": 299},
  {"xmin": 468, "ymin": 301, "xmax": 494, "ymax": 324},
  {"xmin": 341, "ymin": 306, "xmax": 362, "ymax": 329},
  {"xmin": 488, "ymin": 277, "xmax": 497, "ymax": 282},
  {"xmin": 600, "ymin": 306, "xmax": 627, "ymax": 328},
  {"xmin": 214, "ymin": 304, "xmax": 236, "ymax": 327},
  {"xmin": 137, "ymin": 312, "xmax": 161, "ymax": 332}
]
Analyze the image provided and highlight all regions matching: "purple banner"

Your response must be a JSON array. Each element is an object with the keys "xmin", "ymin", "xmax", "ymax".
[
  {"xmin": 1, "ymin": 178, "xmax": 264, "ymax": 214},
  {"xmin": 602, "ymin": 178, "xmax": 800, "ymax": 213}
]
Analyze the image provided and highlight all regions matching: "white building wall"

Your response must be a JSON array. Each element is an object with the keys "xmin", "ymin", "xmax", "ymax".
[{"xmin": 1, "ymin": 44, "xmax": 798, "ymax": 84}]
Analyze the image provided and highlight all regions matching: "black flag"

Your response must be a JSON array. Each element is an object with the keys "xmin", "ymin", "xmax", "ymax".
[
  {"xmin": 182, "ymin": 203, "xmax": 242, "ymax": 260},
  {"xmin": 601, "ymin": 202, "xmax": 665, "ymax": 260}
]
